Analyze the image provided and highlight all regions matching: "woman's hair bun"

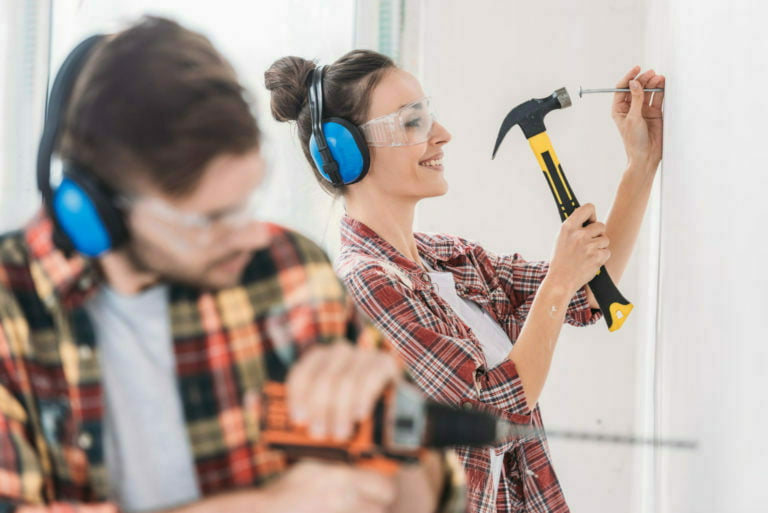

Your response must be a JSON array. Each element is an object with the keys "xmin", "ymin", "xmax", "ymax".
[{"xmin": 264, "ymin": 56, "xmax": 316, "ymax": 122}]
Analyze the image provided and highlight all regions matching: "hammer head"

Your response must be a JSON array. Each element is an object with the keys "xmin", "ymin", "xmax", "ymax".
[{"xmin": 491, "ymin": 87, "xmax": 571, "ymax": 159}]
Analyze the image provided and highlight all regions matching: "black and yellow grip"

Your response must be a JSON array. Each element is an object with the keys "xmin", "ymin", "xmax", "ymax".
[{"xmin": 528, "ymin": 132, "xmax": 633, "ymax": 332}]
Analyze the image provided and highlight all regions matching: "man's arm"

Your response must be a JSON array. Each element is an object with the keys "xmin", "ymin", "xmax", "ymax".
[{"xmin": 15, "ymin": 461, "xmax": 394, "ymax": 513}]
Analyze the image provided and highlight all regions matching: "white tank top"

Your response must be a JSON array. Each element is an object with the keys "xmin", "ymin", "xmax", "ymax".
[{"xmin": 422, "ymin": 258, "xmax": 512, "ymax": 502}]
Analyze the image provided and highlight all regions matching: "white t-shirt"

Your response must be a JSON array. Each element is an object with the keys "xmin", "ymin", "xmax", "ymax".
[
  {"xmin": 85, "ymin": 284, "xmax": 200, "ymax": 512},
  {"xmin": 422, "ymin": 259, "xmax": 513, "ymax": 503}
]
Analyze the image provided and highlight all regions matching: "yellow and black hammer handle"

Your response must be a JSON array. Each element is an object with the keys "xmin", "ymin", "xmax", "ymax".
[{"xmin": 528, "ymin": 131, "xmax": 633, "ymax": 332}]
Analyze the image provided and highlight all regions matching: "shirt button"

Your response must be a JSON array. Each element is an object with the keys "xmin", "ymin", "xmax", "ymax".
[
  {"xmin": 421, "ymin": 273, "xmax": 431, "ymax": 283},
  {"xmin": 78, "ymin": 431, "xmax": 93, "ymax": 450},
  {"xmin": 474, "ymin": 369, "xmax": 485, "ymax": 395},
  {"xmin": 78, "ymin": 346, "xmax": 94, "ymax": 361},
  {"xmin": 79, "ymin": 276, "xmax": 93, "ymax": 291},
  {"xmin": 462, "ymin": 401, "xmax": 474, "ymax": 411},
  {"xmin": 77, "ymin": 346, "xmax": 93, "ymax": 360}
]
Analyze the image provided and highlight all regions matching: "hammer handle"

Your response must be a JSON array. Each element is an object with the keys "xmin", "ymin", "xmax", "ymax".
[{"xmin": 527, "ymin": 132, "xmax": 633, "ymax": 332}]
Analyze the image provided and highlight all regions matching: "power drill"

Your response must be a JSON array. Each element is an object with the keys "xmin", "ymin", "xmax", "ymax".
[{"xmin": 261, "ymin": 381, "xmax": 535, "ymax": 474}]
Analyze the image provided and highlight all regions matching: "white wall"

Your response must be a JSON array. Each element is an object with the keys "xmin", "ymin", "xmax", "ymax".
[
  {"xmin": 646, "ymin": 0, "xmax": 768, "ymax": 511},
  {"xmin": 411, "ymin": 1, "xmax": 768, "ymax": 511},
  {"xmin": 407, "ymin": 1, "xmax": 657, "ymax": 512}
]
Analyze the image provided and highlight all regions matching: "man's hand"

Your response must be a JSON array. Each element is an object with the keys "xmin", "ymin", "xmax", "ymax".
[
  {"xmin": 160, "ymin": 460, "xmax": 396, "ymax": 513},
  {"xmin": 387, "ymin": 452, "xmax": 445, "ymax": 513},
  {"xmin": 286, "ymin": 342, "xmax": 444, "ymax": 513},
  {"xmin": 261, "ymin": 460, "xmax": 397, "ymax": 513},
  {"xmin": 168, "ymin": 456, "xmax": 444, "ymax": 513},
  {"xmin": 287, "ymin": 341, "xmax": 400, "ymax": 441}
]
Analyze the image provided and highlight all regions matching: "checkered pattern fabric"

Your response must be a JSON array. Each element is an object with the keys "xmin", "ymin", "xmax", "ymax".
[
  {"xmin": 336, "ymin": 215, "xmax": 602, "ymax": 513},
  {"xmin": 0, "ymin": 213, "xmax": 427, "ymax": 512}
]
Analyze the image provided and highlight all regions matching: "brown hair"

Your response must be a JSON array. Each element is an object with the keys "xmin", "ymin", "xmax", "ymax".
[
  {"xmin": 264, "ymin": 50, "xmax": 395, "ymax": 196},
  {"xmin": 60, "ymin": 16, "xmax": 260, "ymax": 197}
]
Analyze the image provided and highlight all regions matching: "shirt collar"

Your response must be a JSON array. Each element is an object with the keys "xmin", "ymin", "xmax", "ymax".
[
  {"xmin": 24, "ymin": 211, "xmax": 102, "ymax": 309},
  {"xmin": 339, "ymin": 214, "xmax": 468, "ymax": 271}
]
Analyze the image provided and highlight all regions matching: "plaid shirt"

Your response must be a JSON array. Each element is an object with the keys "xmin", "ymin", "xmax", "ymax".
[
  {"xmin": 0, "ymin": 213, "xmax": 462, "ymax": 512},
  {"xmin": 336, "ymin": 215, "xmax": 602, "ymax": 513}
]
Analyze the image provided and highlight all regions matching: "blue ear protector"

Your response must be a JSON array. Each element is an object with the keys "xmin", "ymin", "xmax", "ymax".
[
  {"xmin": 307, "ymin": 66, "xmax": 370, "ymax": 186},
  {"xmin": 37, "ymin": 35, "xmax": 128, "ymax": 257}
]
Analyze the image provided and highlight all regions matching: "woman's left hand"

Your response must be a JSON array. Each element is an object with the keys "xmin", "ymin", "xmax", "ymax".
[{"xmin": 611, "ymin": 66, "xmax": 665, "ymax": 171}]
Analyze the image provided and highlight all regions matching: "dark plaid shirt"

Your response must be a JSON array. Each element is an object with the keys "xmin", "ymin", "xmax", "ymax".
[
  {"xmin": 0, "ymin": 213, "xmax": 463, "ymax": 512},
  {"xmin": 336, "ymin": 215, "xmax": 602, "ymax": 513}
]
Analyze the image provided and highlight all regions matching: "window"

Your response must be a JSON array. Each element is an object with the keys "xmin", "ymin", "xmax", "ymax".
[{"xmin": 0, "ymin": 0, "xmax": 50, "ymax": 231}]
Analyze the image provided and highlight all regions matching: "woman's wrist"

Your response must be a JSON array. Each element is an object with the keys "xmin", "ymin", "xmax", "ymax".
[
  {"xmin": 617, "ymin": 163, "xmax": 658, "ymax": 199},
  {"xmin": 626, "ymin": 157, "xmax": 660, "ymax": 177},
  {"xmin": 539, "ymin": 274, "xmax": 576, "ymax": 309}
]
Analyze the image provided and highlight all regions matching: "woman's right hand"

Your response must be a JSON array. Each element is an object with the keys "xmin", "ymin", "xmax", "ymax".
[{"xmin": 547, "ymin": 204, "xmax": 611, "ymax": 295}]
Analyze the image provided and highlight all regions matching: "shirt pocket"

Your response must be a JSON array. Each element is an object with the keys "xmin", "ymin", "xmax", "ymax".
[{"xmin": 415, "ymin": 289, "xmax": 463, "ymax": 338}]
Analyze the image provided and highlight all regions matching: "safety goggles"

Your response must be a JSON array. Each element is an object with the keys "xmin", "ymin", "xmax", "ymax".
[
  {"xmin": 119, "ymin": 191, "xmax": 261, "ymax": 250},
  {"xmin": 359, "ymin": 97, "xmax": 435, "ymax": 147}
]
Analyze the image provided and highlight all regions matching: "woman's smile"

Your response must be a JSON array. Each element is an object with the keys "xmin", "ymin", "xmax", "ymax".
[{"xmin": 419, "ymin": 151, "xmax": 444, "ymax": 171}]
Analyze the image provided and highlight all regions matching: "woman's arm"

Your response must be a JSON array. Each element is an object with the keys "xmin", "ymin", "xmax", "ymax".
[
  {"xmin": 585, "ymin": 67, "xmax": 665, "ymax": 308},
  {"xmin": 506, "ymin": 276, "xmax": 574, "ymax": 409},
  {"xmin": 503, "ymin": 205, "xmax": 610, "ymax": 409},
  {"xmin": 603, "ymin": 163, "xmax": 657, "ymax": 285}
]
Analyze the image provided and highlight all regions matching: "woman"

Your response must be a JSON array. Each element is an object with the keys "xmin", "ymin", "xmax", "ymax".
[{"xmin": 265, "ymin": 51, "xmax": 664, "ymax": 513}]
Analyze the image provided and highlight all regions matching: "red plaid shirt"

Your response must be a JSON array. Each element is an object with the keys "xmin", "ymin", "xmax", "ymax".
[
  {"xmin": 336, "ymin": 215, "xmax": 602, "ymax": 513},
  {"xmin": 0, "ymin": 213, "xmax": 425, "ymax": 512}
]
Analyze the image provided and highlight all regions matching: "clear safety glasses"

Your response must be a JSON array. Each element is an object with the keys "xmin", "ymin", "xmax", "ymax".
[
  {"xmin": 359, "ymin": 97, "xmax": 435, "ymax": 147},
  {"xmin": 120, "ymin": 192, "xmax": 260, "ymax": 250}
]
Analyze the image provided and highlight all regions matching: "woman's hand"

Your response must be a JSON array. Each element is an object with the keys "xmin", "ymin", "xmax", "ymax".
[
  {"xmin": 611, "ymin": 66, "xmax": 665, "ymax": 171},
  {"xmin": 547, "ymin": 203, "xmax": 611, "ymax": 295}
]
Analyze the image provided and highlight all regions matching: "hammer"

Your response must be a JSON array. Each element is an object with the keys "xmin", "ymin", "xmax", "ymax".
[{"xmin": 491, "ymin": 88, "xmax": 632, "ymax": 332}]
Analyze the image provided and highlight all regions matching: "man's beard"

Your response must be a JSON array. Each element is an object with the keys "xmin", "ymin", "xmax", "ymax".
[{"xmin": 124, "ymin": 241, "xmax": 248, "ymax": 290}]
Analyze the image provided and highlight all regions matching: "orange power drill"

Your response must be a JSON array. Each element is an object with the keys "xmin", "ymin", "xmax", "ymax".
[{"xmin": 261, "ymin": 381, "xmax": 534, "ymax": 475}]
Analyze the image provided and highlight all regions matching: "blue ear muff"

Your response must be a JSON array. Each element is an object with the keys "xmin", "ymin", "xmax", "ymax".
[
  {"xmin": 52, "ymin": 177, "xmax": 114, "ymax": 257},
  {"xmin": 37, "ymin": 34, "xmax": 128, "ymax": 256},
  {"xmin": 309, "ymin": 117, "xmax": 370, "ymax": 185},
  {"xmin": 307, "ymin": 66, "xmax": 370, "ymax": 187}
]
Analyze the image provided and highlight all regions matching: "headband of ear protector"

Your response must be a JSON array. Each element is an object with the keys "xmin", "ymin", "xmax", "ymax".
[
  {"xmin": 37, "ymin": 35, "xmax": 128, "ymax": 257},
  {"xmin": 307, "ymin": 65, "xmax": 370, "ymax": 186}
]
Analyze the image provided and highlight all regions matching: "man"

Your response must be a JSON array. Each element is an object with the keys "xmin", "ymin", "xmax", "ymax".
[{"xmin": 0, "ymin": 17, "xmax": 462, "ymax": 513}]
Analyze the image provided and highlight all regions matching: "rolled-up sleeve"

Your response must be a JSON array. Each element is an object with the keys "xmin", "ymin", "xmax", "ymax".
[{"xmin": 480, "ymin": 247, "xmax": 602, "ymax": 328}]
